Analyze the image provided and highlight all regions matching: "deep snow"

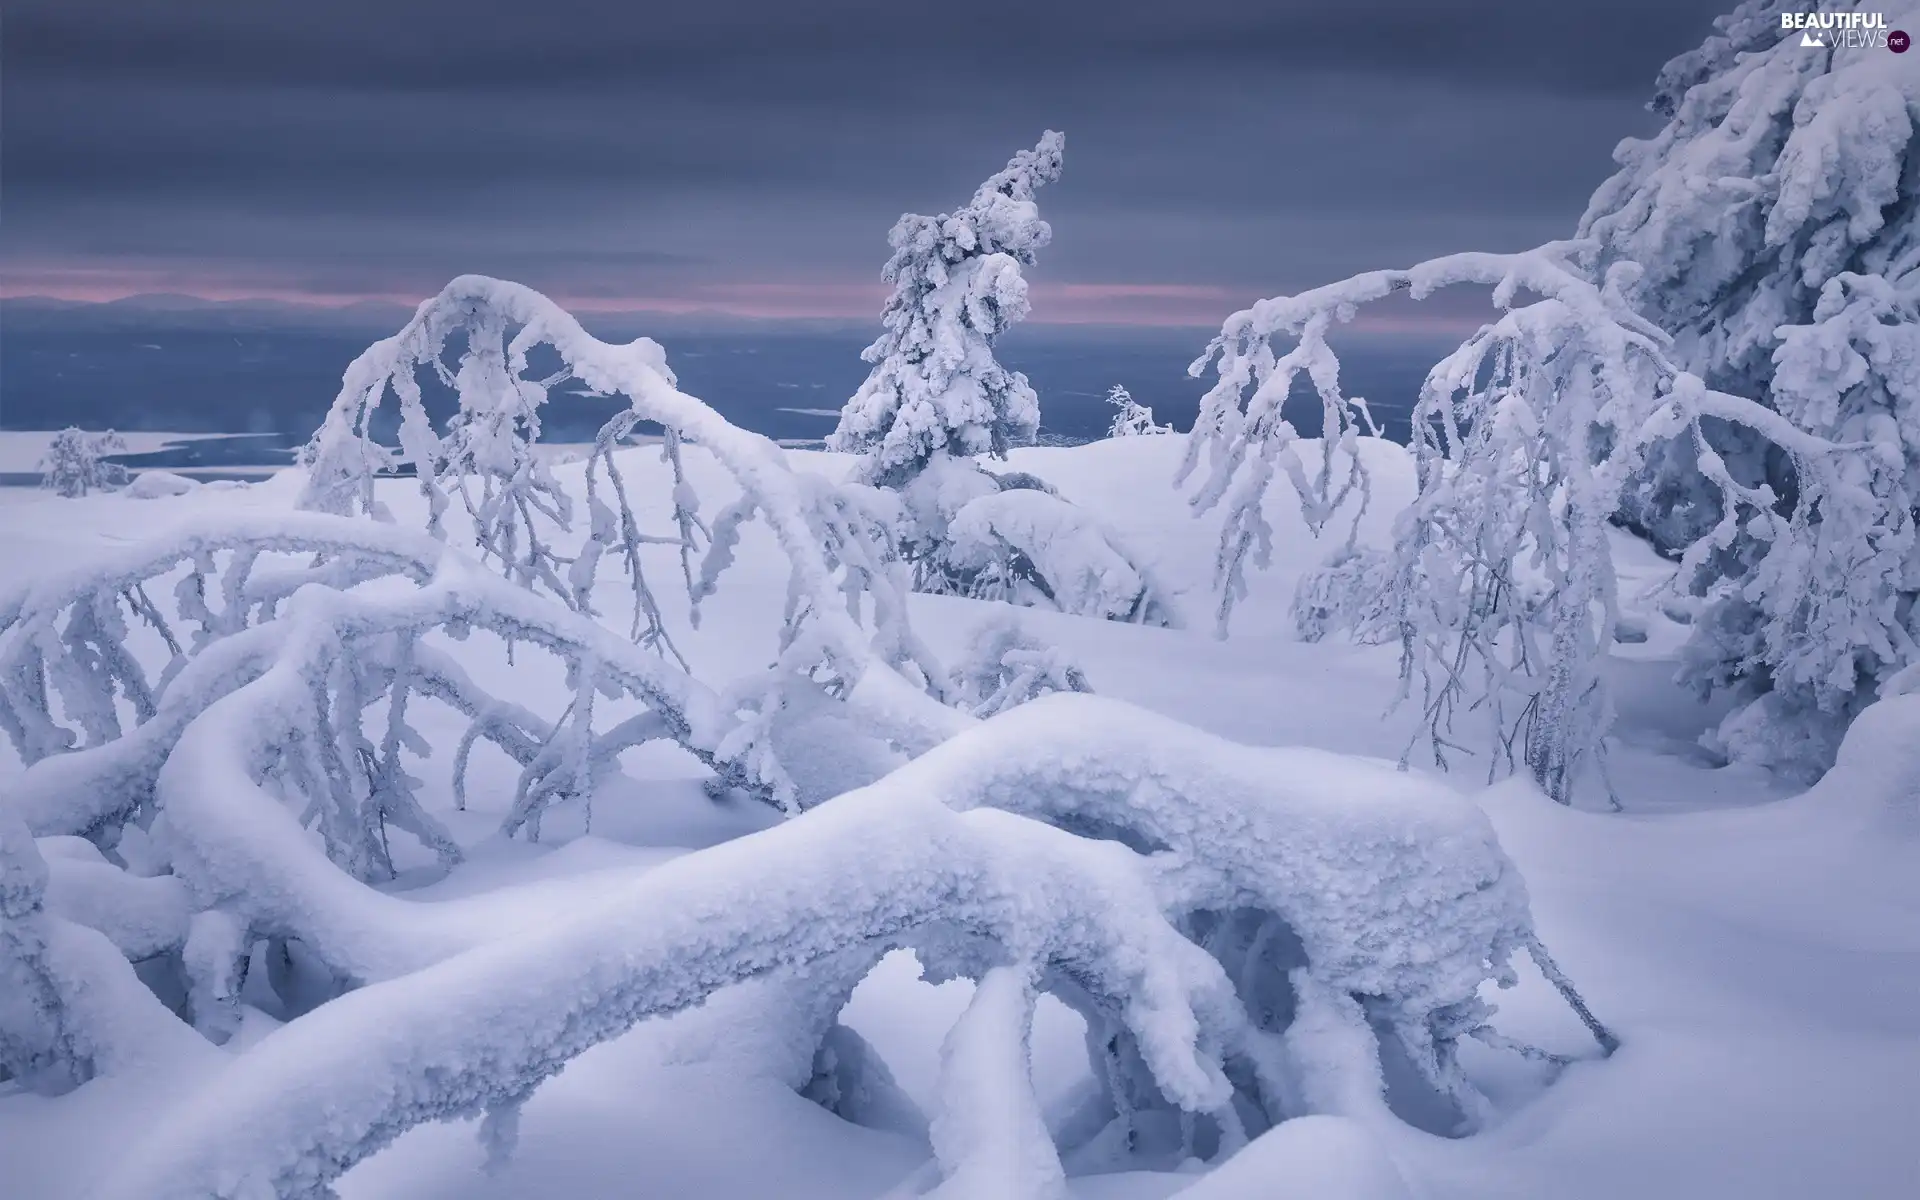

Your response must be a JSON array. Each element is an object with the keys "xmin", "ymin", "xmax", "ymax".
[{"xmin": 1, "ymin": 433, "xmax": 1915, "ymax": 1199}]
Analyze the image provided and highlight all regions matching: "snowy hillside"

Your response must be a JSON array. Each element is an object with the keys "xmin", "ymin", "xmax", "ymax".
[
  {"xmin": 5, "ymin": 3, "xmax": 1918, "ymax": 1193},
  {"xmin": 2, "ymin": 430, "xmax": 1915, "ymax": 1200}
]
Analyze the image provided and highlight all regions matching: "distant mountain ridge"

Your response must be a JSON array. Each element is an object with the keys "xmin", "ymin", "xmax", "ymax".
[{"xmin": 0, "ymin": 293, "xmax": 873, "ymax": 337}]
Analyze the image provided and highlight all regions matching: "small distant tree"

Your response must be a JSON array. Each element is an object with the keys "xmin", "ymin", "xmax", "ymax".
[
  {"xmin": 1105, "ymin": 385, "xmax": 1171, "ymax": 437},
  {"xmin": 828, "ymin": 131, "xmax": 1065, "ymax": 488},
  {"xmin": 38, "ymin": 428, "xmax": 128, "ymax": 497}
]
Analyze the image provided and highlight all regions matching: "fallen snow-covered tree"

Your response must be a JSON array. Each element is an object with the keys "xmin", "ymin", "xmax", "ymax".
[
  {"xmin": 1182, "ymin": 242, "xmax": 1857, "ymax": 803},
  {"xmin": 71, "ymin": 692, "xmax": 1609, "ymax": 1200},
  {"xmin": 0, "ymin": 522, "xmax": 1610, "ymax": 1198}
]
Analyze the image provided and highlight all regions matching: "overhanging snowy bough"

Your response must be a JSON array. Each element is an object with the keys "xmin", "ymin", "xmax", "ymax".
[
  {"xmin": 93, "ymin": 785, "xmax": 1250, "ymax": 1200},
  {"xmin": 878, "ymin": 693, "xmax": 1612, "ymax": 1159},
  {"xmin": 1182, "ymin": 242, "xmax": 1867, "ymax": 804},
  {"xmin": 300, "ymin": 274, "xmax": 966, "ymax": 796}
]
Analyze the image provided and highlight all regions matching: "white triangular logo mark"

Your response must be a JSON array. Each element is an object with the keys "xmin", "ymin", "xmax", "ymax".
[{"xmin": 1801, "ymin": 30, "xmax": 1825, "ymax": 46}]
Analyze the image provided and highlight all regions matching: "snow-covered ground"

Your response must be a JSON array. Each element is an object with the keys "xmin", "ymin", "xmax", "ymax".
[{"xmin": 2, "ymin": 435, "xmax": 1915, "ymax": 1199}]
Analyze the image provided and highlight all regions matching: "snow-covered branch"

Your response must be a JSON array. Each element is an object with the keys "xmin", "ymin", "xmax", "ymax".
[
  {"xmin": 95, "ymin": 783, "xmax": 1241, "ymax": 1200},
  {"xmin": 298, "ymin": 274, "xmax": 967, "ymax": 779},
  {"xmin": 1183, "ymin": 242, "xmax": 1858, "ymax": 802}
]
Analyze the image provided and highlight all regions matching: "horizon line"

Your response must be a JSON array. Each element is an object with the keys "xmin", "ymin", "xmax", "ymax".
[{"xmin": 0, "ymin": 275, "xmax": 1493, "ymax": 336}]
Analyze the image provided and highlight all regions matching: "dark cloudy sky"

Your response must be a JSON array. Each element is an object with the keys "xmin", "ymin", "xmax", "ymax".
[{"xmin": 3, "ymin": 0, "xmax": 1734, "ymax": 326}]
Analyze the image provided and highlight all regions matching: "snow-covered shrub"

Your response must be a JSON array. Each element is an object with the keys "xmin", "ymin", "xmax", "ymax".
[
  {"xmin": 1290, "ymin": 546, "xmax": 1398, "ymax": 645},
  {"xmin": 1106, "ymin": 385, "xmax": 1172, "ymax": 437},
  {"xmin": 1579, "ymin": 0, "xmax": 1920, "ymax": 777},
  {"xmin": 1183, "ymin": 243, "xmax": 1854, "ymax": 803},
  {"xmin": 944, "ymin": 489, "xmax": 1180, "ymax": 626},
  {"xmin": 828, "ymin": 131, "xmax": 1063, "ymax": 488},
  {"xmin": 38, "ymin": 428, "xmax": 128, "ymax": 498},
  {"xmin": 946, "ymin": 611, "xmax": 1092, "ymax": 717}
]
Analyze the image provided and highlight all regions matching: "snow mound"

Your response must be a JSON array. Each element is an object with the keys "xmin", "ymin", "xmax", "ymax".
[
  {"xmin": 947, "ymin": 489, "xmax": 1180, "ymax": 626},
  {"xmin": 1170, "ymin": 1115, "xmax": 1412, "ymax": 1200},
  {"xmin": 125, "ymin": 471, "xmax": 200, "ymax": 499}
]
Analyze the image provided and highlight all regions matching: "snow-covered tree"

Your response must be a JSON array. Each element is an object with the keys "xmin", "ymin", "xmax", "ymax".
[
  {"xmin": 298, "ymin": 276, "xmax": 965, "ymax": 807},
  {"xmin": 818, "ymin": 133, "xmax": 1173, "ymax": 626},
  {"xmin": 1105, "ymin": 385, "xmax": 1172, "ymax": 437},
  {"xmin": 17, "ymin": 680, "xmax": 1608, "ymax": 1198},
  {"xmin": 828, "ymin": 132, "xmax": 1064, "ymax": 487},
  {"xmin": 1182, "ymin": 243, "xmax": 1854, "ymax": 803},
  {"xmin": 38, "ymin": 428, "xmax": 128, "ymax": 498},
  {"xmin": 1579, "ymin": 0, "xmax": 1920, "ymax": 777},
  {"xmin": 0, "ymin": 275, "xmax": 1613, "ymax": 1197},
  {"xmin": 946, "ymin": 612, "xmax": 1092, "ymax": 717}
]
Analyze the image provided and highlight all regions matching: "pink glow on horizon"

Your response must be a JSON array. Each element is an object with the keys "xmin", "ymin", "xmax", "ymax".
[{"xmin": 0, "ymin": 267, "xmax": 1485, "ymax": 334}]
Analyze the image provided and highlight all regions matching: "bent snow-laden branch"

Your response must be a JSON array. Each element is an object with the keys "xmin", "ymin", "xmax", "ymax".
[
  {"xmin": 1181, "ymin": 242, "xmax": 1858, "ymax": 804},
  {"xmin": 0, "ymin": 514, "xmax": 775, "ymax": 873},
  {"xmin": 299, "ymin": 275, "xmax": 966, "ymax": 778},
  {"xmin": 95, "ymin": 789, "xmax": 1241, "ymax": 1200}
]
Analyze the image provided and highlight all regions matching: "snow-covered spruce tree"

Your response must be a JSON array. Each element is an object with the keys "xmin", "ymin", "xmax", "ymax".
[
  {"xmin": 828, "ymin": 131, "xmax": 1062, "ymax": 487},
  {"xmin": 1182, "ymin": 243, "xmax": 1854, "ymax": 804},
  {"xmin": 1106, "ymin": 385, "xmax": 1172, "ymax": 437},
  {"xmin": 38, "ymin": 428, "xmax": 128, "ymax": 498},
  {"xmin": 826, "ymin": 133, "xmax": 1176, "ymax": 625},
  {"xmin": 1580, "ymin": 0, "xmax": 1920, "ymax": 777}
]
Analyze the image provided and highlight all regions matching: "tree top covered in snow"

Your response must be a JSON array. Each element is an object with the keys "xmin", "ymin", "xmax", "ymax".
[{"xmin": 828, "ymin": 132, "xmax": 1065, "ymax": 485}]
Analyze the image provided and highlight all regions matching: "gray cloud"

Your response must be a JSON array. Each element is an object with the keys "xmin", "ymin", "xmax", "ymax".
[{"xmin": 1, "ymin": 0, "xmax": 1736, "ymax": 319}]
